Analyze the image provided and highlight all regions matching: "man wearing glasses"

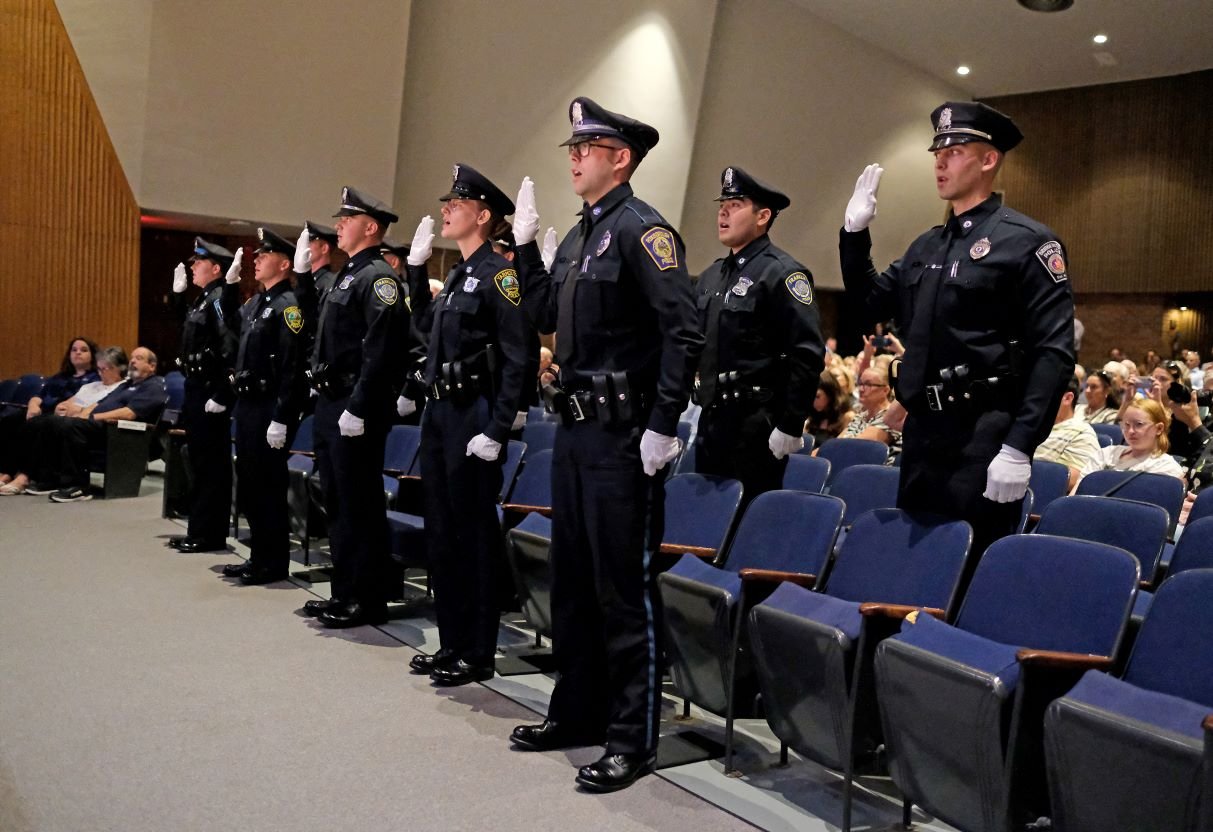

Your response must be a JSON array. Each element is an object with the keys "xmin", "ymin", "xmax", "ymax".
[{"xmin": 508, "ymin": 97, "xmax": 703, "ymax": 793}]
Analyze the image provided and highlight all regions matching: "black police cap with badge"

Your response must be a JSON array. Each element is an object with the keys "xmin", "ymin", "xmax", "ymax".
[
  {"xmin": 304, "ymin": 221, "xmax": 339, "ymax": 247},
  {"xmin": 928, "ymin": 101, "xmax": 1023, "ymax": 154},
  {"xmin": 332, "ymin": 185, "xmax": 399, "ymax": 228},
  {"xmin": 255, "ymin": 227, "xmax": 296, "ymax": 258},
  {"xmin": 715, "ymin": 166, "xmax": 791, "ymax": 216},
  {"xmin": 189, "ymin": 236, "xmax": 235, "ymax": 269},
  {"xmin": 440, "ymin": 163, "xmax": 515, "ymax": 217},
  {"xmin": 559, "ymin": 96, "xmax": 660, "ymax": 159},
  {"xmin": 378, "ymin": 239, "xmax": 411, "ymax": 259}
]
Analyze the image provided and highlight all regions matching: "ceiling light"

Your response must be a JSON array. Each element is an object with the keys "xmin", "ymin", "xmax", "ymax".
[
  {"xmin": 1180, "ymin": 306, "xmax": 1189, "ymax": 312},
  {"xmin": 956, "ymin": 65, "xmax": 971, "ymax": 76},
  {"xmin": 1017, "ymin": 0, "xmax": 1073, "ymax": 11},
  {"xmin": 1093, "ymin": 34, "xmax": 1108, "ymax": 44}
]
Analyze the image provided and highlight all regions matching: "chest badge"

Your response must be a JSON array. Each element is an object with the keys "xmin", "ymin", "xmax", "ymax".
[
  {"xmin": 339, "ymin": 275, "xmax": 355, "ymax": 290},
  {"xmin": 463, "ymin": 276, "xmax": 480, "ymax": 293},
  {"xmin": 261, "ymin": 306, "xmax": 274, "ymax": 319},
  {"xmin": 595, "ymin": 231, "xmax": 611, "ymax": 257},
  {"xmin": 731, "ymin": 276, "xmax": 753, "ymax": 297},
  {"xmin": 970, "ymin": 237, "xmax": 992, "ymax": 260}
]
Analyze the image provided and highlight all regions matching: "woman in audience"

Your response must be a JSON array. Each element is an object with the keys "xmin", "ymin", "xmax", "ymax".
[
  {"xmin": 826, "ymin": 355, "xmax": 901, "ymax": 461},
  {"xmin": 805, "ymin": 371, "xmax": 853, "ymax": 447},
  {"xmin": 1076, "ymin": 398, "xmax": 1185, "ymax": 487},
  {"xmin": 1074, "ymin": 369, "xmax": 1119, "ymax": 424}
]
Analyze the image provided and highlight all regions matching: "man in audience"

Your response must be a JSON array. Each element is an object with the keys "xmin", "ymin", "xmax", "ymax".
[
  {"xmin": 1033, "ymin": 375, "xmax": 1101, "ymax": 491},
  {"xmin": 1185, "ymin": 350, "xmax": 1204, "ymax": 390}
]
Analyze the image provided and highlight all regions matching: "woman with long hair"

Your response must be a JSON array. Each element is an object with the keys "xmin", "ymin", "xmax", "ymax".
[{"xmin": 1076, "ymin": 398, "xmax": 1184, "ymax": 487}]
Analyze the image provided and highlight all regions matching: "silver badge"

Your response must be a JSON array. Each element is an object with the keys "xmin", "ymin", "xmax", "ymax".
[
  {"xmin": 465, "ymin": 265, "xmax": 473, "ymax": 273},
  {"xmin": 970, "ymin": 237, "xmax": 991, "ymax": 260},
  {"xmin": 937, "ymin": 107, "xmax": 953, "ymax": 132},
  {"xmin": 572, "ymin": 101, "xmax": 583, "ymax": 127},
  {"xmin": 731, "ymin": 276, "xmax": 753, "ymax": 297},
  {"xmin": 261, "ymin": 307, "xmax": 274, "ymax": 319},
  {"xmin": 724, "ymin": 167, "xmax": 734, "ymax": 188},
  {"xmin": 452, "ymin": 164, "xmax": 459, "ymax": 180},
  {"xmin": 257, "ymin": 227, "xmax": 265, "ymax": 241},
  {"xmin": 592, "ymin": 206, "xmax": 602, "ymax": 217},
  {"xmin": 463, "ymin": 277, "xmax": 479, "ymax": 292},
  {"xmin": 341, "ymin": 186, "xmax": 349, "ymax": 203},
  {"xmin": 339, "ymin": 275, "xmax": 354, "ymax": 290},
  {"xmin": 596, "ymin": 231, "xmax": 611, "ymax": 256}
]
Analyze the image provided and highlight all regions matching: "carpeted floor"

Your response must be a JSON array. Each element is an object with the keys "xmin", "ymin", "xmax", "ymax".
[{"xmin": 0, "ymin": 485, "xmax": 752, "ymax": 832}]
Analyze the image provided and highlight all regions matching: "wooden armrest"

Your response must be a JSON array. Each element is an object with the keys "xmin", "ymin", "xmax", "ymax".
[
  {"xmin": 501, "ymin": 503, "xmax": 553, "ymax": 518},
  {"xmin": 1015, "ymin": 649, "xmax": 1113, "ymax": 670},
  {"xmin": 738, "ymin": 568, "xmax": 816, "ymax": 589},
  {"xmin": 382, "ymin": 467, "xmax": 407, "ymax": 476},
  {"xmin": 293, "ymin": 449, "xmax": 315, "ymax": 457},
  {"xmin": 859, "ymin": 603, "xmax": 946, "ymax": 621},
  {"xmin": 1203, "ymin": 714, "xmax": 1213, "ymax": 733},
  {"xmin": 168, "ymin": 428, "xmax": 187, "ymax": 436},
  {"xmin": 658, "ymin": 543, "xmax": 717, "ymax": 559}
]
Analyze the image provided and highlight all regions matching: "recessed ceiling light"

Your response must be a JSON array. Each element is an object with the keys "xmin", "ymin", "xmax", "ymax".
[
  {"xmin": 956, "ymin": 65, "xmax": 971, "ymax": 76},
  {"xmin": 1017, "ymin": 0, "xmax": 1073, "ymax": 11},
  {"xmin": 1093, "ymin": 34, "xmax": 1108, "ymax": 44},
  {"xmin": 1180, "ymin": 306, "xmax": 1189, "ymax": 312}
]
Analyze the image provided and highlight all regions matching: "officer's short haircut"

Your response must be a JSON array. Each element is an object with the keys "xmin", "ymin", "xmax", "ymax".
[
  {"xmin": 1063, "ymin": 373, "xmax": 1081, "ymax": 402},
  {"xmin": 99, "ymin": 345, "xmax": 128, "ymax": 374},
  {"xmin": 752, "ymin": 201, "xmax": 778, "ymax": 232}
]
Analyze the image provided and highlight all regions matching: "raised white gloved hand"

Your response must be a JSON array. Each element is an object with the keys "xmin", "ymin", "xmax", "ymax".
[
  {"xmin": 406, "ymin": 216, "xmax": 435, "ymax": 266},
  {"xmin": 266, "ymin": 421, "xmax": 287, "ymax": 449},
  {"xmin": 204, "ymin": 399, "xmax": 227, "ymax": 414},
  {"xmin": 293, "ymin": 228, "xmax": 311, "ymax": 273},
  {"xmin": 540, "ymin": 227, "xmax": 559, "ymax": 271},
  {"xmin": 767, "ymin": 428, "xmax": 805, "ymax": 460},
  {"xmin": 511, "ymin": 411, "xmax": 527, "ymax": 431},
  {"xmin": 338, "ymin": 409, "xmax": 364, "ymax": 437},
  {"xmin": 466, "ymin": 433, "xmax": 502, "ymax": 461},
  {"xmin": 844, "ymin": 164, "xmax": 884, "ymax": 233},
  {"xmin": 224, "ymin": 248, "xmax": 244, "ymax": 284},
  {"xmin": 396, "ymin": 396, "xmax": 417, "ymax": 417},
  {"xmin": 172, "ymin": 262, "xmax": 188, "ymax": 293},
  {"xmin": 640, "ymin": 429, "xmax": 682, "ymax": 477},
  {"xmin": 512, "ymin": 177, "xmax": 539, "ymax": 245},
  {"xmin": 983, "ymin": 444, "xmax": 1031, "ymax": 503}
]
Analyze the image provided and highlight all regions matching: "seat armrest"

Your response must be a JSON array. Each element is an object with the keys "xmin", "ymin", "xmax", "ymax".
[
  {"xmin": 658, "ymin": 543, "xmax": 717, "ymax": 559},
  {"xmin": 1015, "ymin": 649, "xmax": 1113, "ymax": 670},
  {"xmin": 858, "ymin": 603, "xmax": 946, "ymax": 621},
  {"xmin": 168, "ymin": 428, "xmax": 187, "ymax": 437},
  {"xmin": 501, "ymin": 503, "xmax": 553, "ymax": 518},
  {"xmin": 1203, "ymin": 714, "xmax": 1213, "ymax": 733},
  {"xmin": 738, "ymin": 568, "xmax": 816, "ymax": 590}
]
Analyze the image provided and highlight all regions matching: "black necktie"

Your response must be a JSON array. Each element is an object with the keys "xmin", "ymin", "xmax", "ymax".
[
  {"xmin": 697, "ymin": 256, "xmax": 736, "ymax": 405},
  {"xmin": 555, "ymin": 213, "xmax": 592, "ymax": 367},
  {"xmin": 424, "ymin": 264, "xmax": 461, "ymax": 384},
  {"xmin": 898, "ymin": 227, "xmax": 956, "ymax": 398}
]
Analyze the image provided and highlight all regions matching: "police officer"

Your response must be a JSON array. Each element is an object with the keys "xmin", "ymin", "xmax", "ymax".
[
  {"xmin": 694, "ymin": 166, "xmax": 824, "ymax": 498},
  {"xmin": 399, "ymin": 164, "xmax": 532, "ymax": 686},
  {"xmin": 220, "ymin": 228, "xmax": 307, "ymax": 585},
  {"xmin": 840, "ymin": 102, "xmax": 1074, "ymax": 558},
  {"xmin": 509, "ymin": 97, "xmax": 704, "ymax": 793},
  {"xmin": 300, "ymin": 187, "xmax": 407, "ymax": 628},
  {"xmin": 167, "ymin": 237, "xmax": 242, "ymax": 553},
  {"xmin": 292, "ymin": 220, "xmax": 340, "ymax": 323}
]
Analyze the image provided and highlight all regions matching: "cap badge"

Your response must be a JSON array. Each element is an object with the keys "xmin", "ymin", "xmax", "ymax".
[
  {"xmin": 731, "ymin": 276, "xmax": 752, "ymax": 297},
  {"xmin": 452, "ymin": 164, "xmax": 459, "ymax": 180},
  {"xmin": 595, "ymin": 230, "xmax": 611, "ymax": 256},
  {"xmin": 572, "ymin": 101, "xmax": 583, "ymax": 127},
  {"xmin": 257, "ymin": 228, "xmax": 265, "ymax": 241},
  {"xmin": 937, "ymin": 107, "xmax": 953, "ymax": 132},
  {"xmin": 724, "ymin": 168, "xmax": 734, "ymax": 188},
  {"xmin": 970, "ymin": 237, "xmax": 991, "ymax": 260},
  {"xmin": 463, "ymin": 276, "xmax": 480, "ymax": 293},
  {"xmin": 341, "ymin": 187, "xmax": 349, "ymax": 202}
]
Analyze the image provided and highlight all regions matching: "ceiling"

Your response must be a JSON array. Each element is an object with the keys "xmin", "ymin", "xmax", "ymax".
[{"xmin": 788, "ymin": 0, "xmax": 1213, "ymax": 97}]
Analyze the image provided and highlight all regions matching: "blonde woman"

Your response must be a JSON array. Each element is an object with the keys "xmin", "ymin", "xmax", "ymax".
[{"xmin": 1076, "ymin": 398, "xmax": 1184, "ymax": 488}]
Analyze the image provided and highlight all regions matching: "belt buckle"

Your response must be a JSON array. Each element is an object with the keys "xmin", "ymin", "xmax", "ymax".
[
  {"xmin": 926, "ymin": 384, "xmax": 944, "ymax": 412},
  {"xmin": 568, "ymin": 394, "xmax": 586, "ymax": 422}
]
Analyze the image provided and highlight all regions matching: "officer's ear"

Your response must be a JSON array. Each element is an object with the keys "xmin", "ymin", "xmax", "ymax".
[
  {"xmin": 365, "ymin": 218, "xmax": 382, "ymax": 239},
  {"xmin": 754, "ymin": 205, "xmax": 773, "ymax": 232},
  {"xmin": 613, "ymin": 145, "xmax": 636, "ymax": 177},
  {"xmin": 982, "ymin": 147, "xmax": 1003, "ymax": 175}
]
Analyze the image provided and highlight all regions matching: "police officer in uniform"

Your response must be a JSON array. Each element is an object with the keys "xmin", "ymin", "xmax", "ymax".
[
  {"xmin": 840, "ymin": 102, "xmax": 1074, "ymax": 558},
  {"xmin": 293, "ymin": 220, "xmax": 340, "ymax": 324},
  {"xmin": 167, "ymin": 237, "xmax": 243, "ymax": 553},
  {"xmin": 221, "ymin": 228, "xmax": 307, "ymax": 585},
  {"xmin": 399, "ymin": 164, "xmax": 532, "ymax": 686},
  {"xmin": 694, "ymin": 166, "xmax": 824, "ymax": 498},
  {"xmin": 509, "ymin": 98, "xmax": 704, "ymax": 793},
  {"xmin": 300, "ymin": 187, "xmax": 407, "ymax": 628}
]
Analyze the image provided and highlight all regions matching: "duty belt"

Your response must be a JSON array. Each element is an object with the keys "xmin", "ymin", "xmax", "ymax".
[
  {"xmin": 427, "ymin": 349, "xmax": 493, "ymax": 404},
  {"xmin": 543, "ymin": 372, "xmax": 649, "ymax": 426},
  {"xmin": 696, "ymin": 370, "xmax": 776, "ymax": 408},
  {"xmin": 176, "ymin": 348, "xmax": 222, "ymax": 380},
  {"xmin": 230, "ymin": 370, "xmax": 271, "ymax": 397},
  {"xmin": 922, "ymin": 363, "xmax": 1016, "ymax": 414},
  {"xmin": 305, "ymin": 363, "xmax": 357, "ymax": 398}
]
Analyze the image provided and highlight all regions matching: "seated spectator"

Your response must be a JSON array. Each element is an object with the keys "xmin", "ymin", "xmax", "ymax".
[
  {"xmin": 56, "ymin": 345, "xmax": 129, "ymax": 415},
  {"xmin": 1035, "ymin": 376, "xmax": 1102, "ymax": 491},
  {"xmin": 1074, "ymin": 369, "xmax": 1120, "ymax": 424},
  {"xmin": 1152, "ymin": 365, "xmax": 1213, "ymax": 467},
  {"xmin": 805, "ymin": 371, "xmax": 853, "ymax": 448},
  {"xmin": 823, "ymin": 355, "xmax": 900, "ymax": 462},
  {"xmin": 1076, "ymin": 398, "xmax": 1185, "ymax": 488},
  {"xmin": 1185, "ymin": 350, "xmax": 1204, "ymax": 390},
  {"xmin": 538, "ymin": 346, "xmax": 558, "ymax": 388},
  {"xmin": 1109, "ymin": 347, "xmax": 1125, "ymax": 362},
  {"xmin": 24, "ymin": 347, "xmax": 166, "ymax": 502},
  {"xmin": 1142, "ymin": 349, "xmax": 1161, "ymax": 374}
]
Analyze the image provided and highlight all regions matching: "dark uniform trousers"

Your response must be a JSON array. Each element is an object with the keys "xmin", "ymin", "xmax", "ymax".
[
  {"xmin": 419, "ymin": 396, "xmax": 504, "ymax": 665},
  {"xmin": 183, "ymin": 381, "xmax": 233, "ymax": 541},
  {"xmin": 234, "ymin": 397, "xmax": 293, "ymax": 574},
  {"xmin": 548, "ymin": 419, "xmax": 664, "ymax": 756},
  {"xmin": 28, "ymin": 415, "xmax": 106, "ymax": 488},
  {"xmin": 313, "ymin": 394, "xmax": 392, "ymax": 608},
  {"xmin": 695, "ymin": 403, "xmax": 787, "ymax": 498}
]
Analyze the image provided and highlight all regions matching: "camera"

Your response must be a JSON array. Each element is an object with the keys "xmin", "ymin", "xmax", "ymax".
[{"xmin": 1168, "ymin": 381, "xmax": 1213, "ymax": 407}]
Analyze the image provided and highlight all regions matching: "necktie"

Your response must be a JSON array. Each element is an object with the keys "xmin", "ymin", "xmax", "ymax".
[
  {"xmin": 424, "ymin": 264, "xmax": 461, "ymax": 384},
  {"xmin": 697, "ymin": 256, "xmax": 735, "ymax": 405},
  {"xmin": 898, "ymin": 226, "xmax": 956, "ymax": 399},
  {"xmin": 555, "ymin": 213, "xmax": 592, "ymax": 367}
]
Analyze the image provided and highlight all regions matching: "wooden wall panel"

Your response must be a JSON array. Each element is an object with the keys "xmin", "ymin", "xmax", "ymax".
[
  {"xmin": 983, "ymin": 70, "xmax": 1213, "ymax": 294},
  {"xmin": 0, "ymin": 0, "xmax": 138, "ymax": 378}
]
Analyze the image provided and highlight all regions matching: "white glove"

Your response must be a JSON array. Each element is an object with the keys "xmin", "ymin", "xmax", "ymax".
[
  {"xmin": 511, "ymin": 410, "xmax": 527, "ymax": 431},
  {"xmin": 767, "ymin": 428, "xmax": 805, "ymax": 460},
  {"xmin": 293, "ymin": 228, "xmax": 311, "ymax": 273},
  {"xmin": 204, "ymin": 399, "xmax": 227, "ymax": 414},
  {"xmin": 540, "ymin": 227, "xmax": 559, "ymax": 271},
  {"xmin": 338, "ymin": 409, "xmax": 364, "ymax": 437},
  {"xmin": 406, "ymin": 216, "xmax": 435, "ymax": 266},
  {"xmin": 466, "ymin": 433, "xmax": 502, "ymax": 461},
  {"xmin": 266, "ymin": 421, "xmax": 287, "ymax": 449},
  {"xmin": 224, "ymin": 247, "xmax": 244, "ymax": 284},
  {"xmin": 983, "ymin": 444, "xmax": 1031, "ymax": 503},
  {"xmin": 640, "ymin": 429, "xmax": 682, "ymax": 477},
  {"xmin": 844, "ymin": 164, "xmax": 884, "ymax": 232},
  {"xmin": 172, "ymin": 262, "xmax": 187, "ymax": 293},
  {"xmin": 396, "ymin": 396, "xmax": 417, "ymax": 417},
  {"xmin": 512, "ymin": 177, "xmax": 539, "ymax": 245}
]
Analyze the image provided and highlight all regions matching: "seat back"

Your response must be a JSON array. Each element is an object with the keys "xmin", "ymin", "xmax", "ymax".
[
  {"xmin": 519, "ymin": 420, "xmax": 556, "ymax": 455},
  {"xmin": 1186, "ymin": 488, "xmax": 1213, "ymax": 526},
  {"xmin": 1166, "ymin": 517, "xmax": 1213, "ymax": 577},
  {"xmin": 957, "ymin": 534, "xmax": 1138, "ymax": 656},
  {"xmin": 1095, "ymin": 433, "xmax": 1113, "ymax": 448},
  {"xmin": 504, "ymin": 448, "xmax": 552, "ymax": 509},
  {"xmin": 780, "ymin": 453, "xmax": 830, "ymax": 493},
  {"xmin": 383, "ymin": 424, "xmax": 421, "ymax": 474},
  {"xmin": 1036, "ymin": 495, "xmax": 1170, "ymax": 584},
  {"xmin": 827, "ymin": 463, "xmax": 901, "ymax": 525},
  {"xmin": 1076, "ymin": 470, "xmax": 1185, "ymax": 528},
  {"xmin": 721, "ymin": 490, "xmax": 844, "ymax": 578},
  {"xmin": 793, "ymin": 433, "xmax": 816, "ymax": 454},
  {"xmin": 10, "ymin": 373, "xmax": 44, "ymax": 406},
  {"xmin": 498, "ymin": 439, "xmax": 526, "ymax": 502},
  {"xmin": 1123, "ymin": 569, "xmax": 1213, "ymax": 708},
  {"xmin": 662, "ymin": 473, "xmax": 743, "ymax": 556},
  {"xmin": 815, "ymin": 437, "xmax": 889, "ymax": 483},
  {"xmin": 1091, "ymin": 422, "xmax": 1124, "ymax": 446},
  {"xmin": 291, "ymin": 414, "xmax": 314, "ymax": 453},
  {"xmin": 1029, "ymin": 458, "xmax": 1071, "ymax": 517},
  {"xmin": 164, "ymin": 371, "xmax": 186, "ymax": 410},
  {"xmin": 826, "ymin": 509, "xmax": 973, "ymax": 614},
  {"xmin": 0, "ymin": 379, "xmax": 17, "ymax": 402}
]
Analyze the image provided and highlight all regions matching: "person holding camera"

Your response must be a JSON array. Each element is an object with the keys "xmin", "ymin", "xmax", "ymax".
[{"xmin": 1122, "ymin": 362, "xmax": 1212, "ymax": 467}]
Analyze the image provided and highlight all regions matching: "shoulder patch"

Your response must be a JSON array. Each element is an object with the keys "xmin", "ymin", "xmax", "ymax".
[
  {"xmin": 784, "ymin": 272, "xmax": 813, "ymax": 305},
  {"xmin": 1035, "ymin": 241, "xmax": 1068, "ymax": 283},
  {"xmin": 640, "ymin": 228, "xmax": 679, "ymax": 271},
  {"xmin": 493, "ymin": 269, "xmax": 522, "ymax": 306},
  {"xmin": 283, "ymin": 305, "xmax": 303, "ymax": 334},
  {"xmin": 373, "ymin": 277, "xmax": 399, "ymax": 305}
]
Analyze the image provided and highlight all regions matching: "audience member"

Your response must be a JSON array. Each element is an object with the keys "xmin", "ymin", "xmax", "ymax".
[
  {"xmin": 1142, "ymin": 349, "xmax": 1161, "ymax": 373},
  {"xmin": 1185, "ymin": 350, "xmax": 1204, "ymax": 390},
  {"xmin": 1035, "ymin": 376, "xmax": 1102, "ymax": 491},
  {"xmin": 1076, "ymin": 397, "xmax": 1184, "ymax": 487},
  {"xmin": 1074, "ymin": 369, "xmax": 1120, "ymax": 424},
  {"xmin": 805, "ymin": 371, "xmax": 853, "ymax": 447},
  {"xmin": 824, "ymin": 354, "xmax": 900, "ymax": 462}
]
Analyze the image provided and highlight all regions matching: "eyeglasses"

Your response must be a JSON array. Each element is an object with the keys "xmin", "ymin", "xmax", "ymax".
[
  {"xmin": 857, "ymin": 381, "xmax": 888, "ymax": 390},
  {"xmin": 568, "ymin": 141, "xmax": 623, "ymax": 159},
  {"xmin": 1164, "ymin": 361, "xmax": 1185, "ymax": 377},
  {"xmin": 1122, "ymin": 421, "xmax": 1156, "ymax": 432}
]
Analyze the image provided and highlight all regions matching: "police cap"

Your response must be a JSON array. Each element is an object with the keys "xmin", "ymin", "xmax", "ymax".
[
  {"xmin": 378, "ymin": 239, "xmax": 411, "ymax": 259},
  {"xmin": 304, "ymin": 221, "xmax": 339, "ymax": 247},
  {"xmin": 559, "ymin": 96, "xmax": 659, "ymax": 160},
  {"xmin": 714, "ymin": 166, "xmax": 791, "ymax": 213},
  {"xmin": 332, "ymin": 185, "xmax": 399, "ymax": 227},
  {"xmin": 440, "ymin": 163, "xmax": 515, "ymax": 217},
  {"xmin": 189, "ymin": 236, "xmax": 234, "ymax": 269},
  {"xmin": 928, "ymin": 101, "xmax": 1023, "ymax": 154},
  {"xmin": 255, "ymin": 227, "xmax": 295, "ymax": 258}
]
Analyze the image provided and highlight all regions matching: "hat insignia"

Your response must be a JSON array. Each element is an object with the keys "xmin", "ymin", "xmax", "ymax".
[
  {"xmin": 572, "ymin": 101, "xmax": 583, "ymax": 127},
  {"xmin": 724, "ymin": 168, "xmax": 734, "ymax": 188},
  {"xmin": 341, "ymin": 187, "xmax": 349, "ymax": 202},
  {"xmin": 937, "ymin": 107, "xmax": 953, "ymax": 132},
  {"xmin": 257, "ymin": 228, "xmax": 265, "ymax": 241},
  {"xmin": 452, "ymin": 164, "xmax": 460, "ymax": 181}
]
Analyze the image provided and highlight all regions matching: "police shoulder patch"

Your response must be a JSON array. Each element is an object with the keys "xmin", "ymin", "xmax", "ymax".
[
  {"xmin": 283, "ymin": 305, "xmax": 304, "ymax": 334},
  {"xmin": 494, "ymin": 269, "xmax": 522, "ymax": 307},
  {"xmin": 373, "ymin": 276, "xmax": 399, "ymax": 305},
  {"xmin": 640, "ymin": 227, "xmax": 678, "ymax": 271},
  {"xmin": 785, "ymin": 272, "xmax": 813, "ymax": 305},
  {"xmin": 1035, "ymin": 241, "xmax": 1068, "ymax": 283}
]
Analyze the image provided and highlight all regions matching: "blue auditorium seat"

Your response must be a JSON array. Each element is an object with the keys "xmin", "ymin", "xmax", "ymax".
[
  {"xmin": 1036, "ymin": 494, "xmax": 1170, "ymax": 585},
  {"xmin": 781, "ymin": 453, "xmax": 830, "ymax": 493},
  {"xmin": 815, "ymin": 437, "xmax": 889, "ymax": 484}
]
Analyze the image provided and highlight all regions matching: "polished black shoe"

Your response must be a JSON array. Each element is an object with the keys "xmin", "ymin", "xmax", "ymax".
[
  {"xmin": 510, "ymin": 720, "xmax": 602, "ymax": 752},
  {"xmin": 301, "ymin": 598, "xmax": 340, "ymax": 618},
  {"xmin": 175, "ymin": 537, "xmax": 227, "ymax": 553},
  {"xmin": 575, "ymin": 751, "xmax": 657, "ymax": 793},
  {"xmin": 429, "ymin": 660, "xmax": 494, "ymax": 687},
  {"xmin": 410, "ymin": 648, "xmax": 457, "ymax": 674},
  {"xmin": 221, "ymin": 562, "xmax": 251, "ymax": 578},
  {"xmin": 317, "ymin": 601, "xmax": 387, "ymax": 629},
  {"xmin": 240, "ymin": 566, "xmax": 288, "ymax": 586},
  {"xmin": 166, "ymin": 535, "xmax": 189, "ymax": 549}
]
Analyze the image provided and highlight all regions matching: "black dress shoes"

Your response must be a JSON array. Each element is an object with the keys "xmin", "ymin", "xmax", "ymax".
[
  {"xmin": 175, "ymin": 537, "xmax": 227, "ymax": 553},
  {"xmin": 221, "ymin": 562, "xmax": 251, "ymax": 578},
  {"xmin": 575, "ymin": 751, "xmax": 657, "ymax": 793},
  {"xmin": 301, "ymin": 598, "xmax": 340, "ymax": 618},
  {"xmin": 410, "ymin": 648, "xmax": 456, "ymax": 674},
  {"xmin": 240, "ymin": 566, "xmax": 288, "ymax": 586},
  {"xmin": 510, "ymin": 720, "xmax": 602, "ymax": 752},
  {"xmin": 429, "ymin": 660, "xmax": 494, "ymax": 686},
  {"xmin": 317, "ymin": 601, "xmax": 387, "ymax": 629},
  {"xmin": 166, "ymin": 535, "xmax": 189, "ymax": 549}
]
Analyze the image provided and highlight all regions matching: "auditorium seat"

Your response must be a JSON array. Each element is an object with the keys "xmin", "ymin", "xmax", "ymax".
[
  {"xmin": 1091, "ymin": 422, "xmax": 1124, "ymax": 446},
  {"xmin": 781, "ymin": 453, "xmax": 830, "ymax": 493},
  {"xmin": 1132, "ymin": 516, "xmax": 1213, "ymax": 620},
  {"xmin": 519, "ymin": 420, "xmax": 556, "ymax": 455},
  {"xmin": 1076, "ymin": 470, "xmax": 1185, "ymax": 533},
  {"xmin": 815, "ymin": 438, "xmax": 889, "ymax": 484},
  {"xmin": 1035, "ymin": 494, "xmax": 1170, "ymax": 586},
  {"xmin": 505, "ymin": 512, "xmax": 556, "ymax": 639},
  {"xmin": 1029, "ymin": 458, "xmax": 1071, "ymax": 519},
  {"xmin": 827, "ymin": 463, "xmax": 900, "ymax": 527},
  {"xmin": 659, "ymin": 473, "xmax": 744, "ymax": 563}
]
